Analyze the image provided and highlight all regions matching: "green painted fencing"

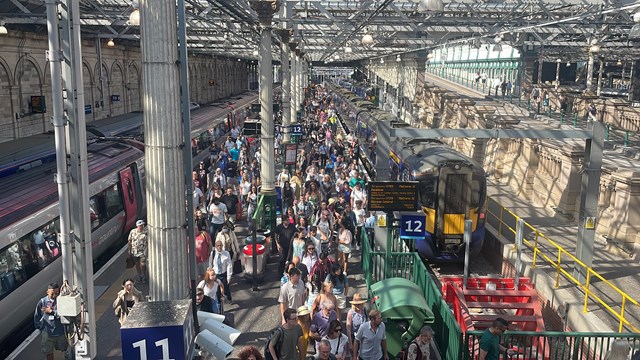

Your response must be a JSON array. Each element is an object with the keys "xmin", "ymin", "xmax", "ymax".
[
  {"xmin": 361, "ymin": 227, "xmax": 640, "ymax": 360},
  {"xmin": 361, "ymin": 229, "xmax": 464, "ymax": 359},
  {"xmin": 464, "ymin": 330, "xmax": 640, "ymax": 359}
]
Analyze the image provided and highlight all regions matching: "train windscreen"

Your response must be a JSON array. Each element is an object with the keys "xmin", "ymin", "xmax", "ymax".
[
  {"xmin": 444, "ymin": 174, "xmax": 467, "ymax": 214},
  {"xmin": 419, "ymin": 178, "xmax": 437, "ymax": 208}
]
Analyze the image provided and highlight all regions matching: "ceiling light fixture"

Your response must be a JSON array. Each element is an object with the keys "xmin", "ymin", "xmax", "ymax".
[
  {"xmin": 418, "ymin": 0, "xmax": 444, "ymax": 12},
  {"xmin": 0, "ymin": 22, "xmax": 7, "ymax": 35},
  {"xmin": 396, "ymin": 55, "xmax": 401, "ymax": 62},
  {"xmin": 345, "ymin": 46, "xmax": 353, "ymax": 53},
  {"xmin": 129, "ymin": 3, "xmax": 140, "ymax": 26},
  {"xmin": 107, "ymin": 39, "xmax": 115, "ymax": 47},
  {"xmin": 252, "ymin": 49, "xmax": 259, "ymax": 57},
  {"xmin": 362, "ymin": 33, "xmax": 374, "ymax": 46},
  {"xmin": 492, "ymin": 35, "xmax": 503, "ymax": 52},
  {"xmin": 566, "ymin": 61, "xmax": 571, "ymax": 67},
  {"xmin": 630, "ymin": 12, "xmax": 640, "ymax": 39},
  {"xmin": 380, "ymin": 58, "xmax": 384, "ymax": 64}
]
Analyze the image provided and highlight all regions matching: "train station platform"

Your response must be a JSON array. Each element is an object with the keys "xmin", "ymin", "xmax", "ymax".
[{"xmin": 419, "ymin": 72, "xmax": 640, "ymax": 334}]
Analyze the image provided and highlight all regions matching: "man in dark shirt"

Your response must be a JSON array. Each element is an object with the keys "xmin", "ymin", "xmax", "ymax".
[
  {"xmin": 220, "ymin": 187, "xmax": 239, "ymax": 223},
  {"xmin": 195, "ymin": 287, "xmax": 215, "ymax": 313},
  {"xmin": 275, "ymin": 215, "xmax": 297, "ymax": 275}
]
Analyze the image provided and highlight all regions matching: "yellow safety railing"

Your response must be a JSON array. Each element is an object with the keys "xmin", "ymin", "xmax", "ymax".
[{"xmin": 486, "ymin": 197, "xmax": 640, "ymax": 333}]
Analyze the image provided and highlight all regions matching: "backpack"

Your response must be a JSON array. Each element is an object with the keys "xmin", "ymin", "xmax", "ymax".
[
  {"xmin": 195, "ymin": 232, "xmax": 211, "ymax": 263},
  {"xmin": 263, "ymin": 326, "xmax": 284, "ymax": 360},
  {"xmin": 396, "ymin": 340, "xmax": 421, "ymax": 360}
]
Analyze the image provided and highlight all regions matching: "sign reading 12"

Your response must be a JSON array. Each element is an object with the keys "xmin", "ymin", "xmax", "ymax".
[
  {"xmin": 400, "ymin": 214, "xmax": 426, "ymax": 239},
  {"xmin": 290, "ymin": 124, "xmax": 303, "ymax": 135}
]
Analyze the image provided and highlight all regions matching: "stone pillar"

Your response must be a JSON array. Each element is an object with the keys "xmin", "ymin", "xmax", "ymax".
[
  {"xmin": 279, "ymin": 29, "xmax": 291, "ymax": 143},
  {"xmin": 141, "ymin": 0, "xmax": 188, "ymax": 300},
  {"xmin": 251, "ymin": 0, "xmax": 279, "ymax": 205}
]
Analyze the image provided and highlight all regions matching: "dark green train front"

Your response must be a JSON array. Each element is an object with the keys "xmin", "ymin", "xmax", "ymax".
[{"xmin": 390, "ymin": 140, "xmax": 487, "ymax": 262}]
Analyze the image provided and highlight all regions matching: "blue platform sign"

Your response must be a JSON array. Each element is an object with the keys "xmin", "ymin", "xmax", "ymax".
[
  {"xmin": 400, "ymin": 214, "xmax": 427, "ymax": 239},
  {"xmin": 121, "ymin": 300, "xmax": 194, "ymax": 360},
  {"xmin": 290, "ymin": 124, "xmax": 303, "ymax": 136}
]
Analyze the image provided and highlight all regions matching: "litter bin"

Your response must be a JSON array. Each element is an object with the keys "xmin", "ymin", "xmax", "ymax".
[
  {"xmin": 370, "ymin": 278, "xmax": 435, "ymax": 358},
  {"xmin": 244, "ymin": 235, "xmax": 266, "ymax": 246},
  {"xmin": 242, "ymin": 244, "xmax": 266, "ymax": 279}
]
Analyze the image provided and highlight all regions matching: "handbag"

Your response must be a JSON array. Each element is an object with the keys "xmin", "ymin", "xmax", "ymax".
[
  {"xmin": 126, "ymin": 255, "xmax": 135, "ymax": 269},
  {"xmin": 233, "ymin": 259, "xmax": 242, "ymax": 275}
]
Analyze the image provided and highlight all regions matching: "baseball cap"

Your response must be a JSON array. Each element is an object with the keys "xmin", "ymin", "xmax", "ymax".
[{"xmin": 136, "ymin": 220, "xmax": 145, "ymax": 227}]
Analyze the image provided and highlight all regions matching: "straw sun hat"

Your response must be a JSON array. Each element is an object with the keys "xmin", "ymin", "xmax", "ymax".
[{"xmin": 350, "ymin": 293, "xmax": 367, "ymax": 305}]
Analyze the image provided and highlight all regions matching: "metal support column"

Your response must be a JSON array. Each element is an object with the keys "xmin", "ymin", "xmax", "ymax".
[
  {"xmin": 45, "ymin": 0, "xmax": 72, "ymax": 295},
  {"xmin": 177, "ymin": 0, "xmax": 198, "ymax": 326},
  {"xmin": 596, "ymin": 58, "xmax": 604, "ymax": 96},
  {"xmin": 280, "ymin": 29, "xmax": 291, "ymax": 143},
  {"xmin": 142, "ymin": 0, "xmax": 189, "ymax": 301},
  {"xmin": 574, "ymin": 121, "xmax": 606, "ymax": 280},
  {"xmin": 586, "ymin": 50, "xmax": 596, "ymax": 92},
  {"xmin": 251, "ymin": 0, "xmax": 280, "ymax": 229},
  {"xmin": 289, "ymin": 47, "xmax": 297, "ymax": 123},
  {"xmin": 60, "ymin": 0, "xmax": 96, "ymax": 355}
]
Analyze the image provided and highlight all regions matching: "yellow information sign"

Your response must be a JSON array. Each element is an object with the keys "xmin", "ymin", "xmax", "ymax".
[{"xmin": 585, "ymin": 217, "xmax": 596, "ymax": 230}]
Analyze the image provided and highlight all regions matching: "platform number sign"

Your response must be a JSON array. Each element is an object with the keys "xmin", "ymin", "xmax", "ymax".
[
  {"xmin": 290, "ymin": 124, "xmax": 303, "ymax": 136},
  {"xmin": 400, "ymin": 214, "xmax": 426, "ymax": 239},
  {"xmin": 121, "ymin": 300, "xmax": 194, "ymax": 360}
]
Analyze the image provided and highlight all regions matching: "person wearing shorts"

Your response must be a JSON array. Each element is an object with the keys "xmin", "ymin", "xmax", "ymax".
[
  {"xmin": 325, "ymin": 263, "xmax": 349, "ymax": 319},
  {"xmin": 128, "ymin": 220, "xmax": 148, "ymax": 283},
  {"xmin": 34, "ymin": 283, "xmax": 69, "ymax": 360}
]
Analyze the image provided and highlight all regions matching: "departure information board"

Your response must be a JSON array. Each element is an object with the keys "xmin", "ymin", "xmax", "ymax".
[{"xmin": 367, "ymin": 181, "xmax": 418, "ymax": 212}]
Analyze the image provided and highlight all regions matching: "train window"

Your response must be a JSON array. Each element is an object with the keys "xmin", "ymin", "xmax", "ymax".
[
  {"xmin": 90, "ymin": 185, "xmax": 124, "ymax": 230},
  {"xmin": 0, "ymin": 219, "xmax": 62, "ymax": 300},
  {"xmin": 419, "ymin": 178, "xmax": 437, "ymax": 208},
  {"xmin": 105, "ymin": 184, "xmax": 124, "ymax": 218}
]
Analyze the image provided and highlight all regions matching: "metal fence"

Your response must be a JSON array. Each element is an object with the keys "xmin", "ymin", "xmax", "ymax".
[
  {"xmin": 464, "ymin": 330, "xmax": 640, "ymax": 359},
  {"xmin": 361, "ymin": 228, "xmax": 464, "ymax": 360},
  {"xmin": 486, "ymin": 196, "xmax": 640, "ymax": 333},
  {"xmin": 361, "ymin": 224, "xmax": 640, "ymax": 360}
]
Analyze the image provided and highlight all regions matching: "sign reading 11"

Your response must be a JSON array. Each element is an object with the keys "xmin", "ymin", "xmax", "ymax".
[{"xmin": 132, "ymin": 338, "xmax": 175, "ymax": 360}]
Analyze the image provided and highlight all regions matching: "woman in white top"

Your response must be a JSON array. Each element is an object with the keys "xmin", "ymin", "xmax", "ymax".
[
  {"xmin": 239, "ymin": 175, "xmax": 251, "ymax": 209},
  {"xmin": 350, "ymin": 182, "xmax": 367, "ymax": 209},
  {"xmin": 320, "ymin": 320, "xmax": 348, "ymax": 360},
  {"xmin": 197, "ymin": 267, "xmax": 224, "ymax": 313}
]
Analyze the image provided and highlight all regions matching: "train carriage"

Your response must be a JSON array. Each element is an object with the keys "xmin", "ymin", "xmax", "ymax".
[
  {"xmin": 327, "ymin": 82, "xmax": 487, "ymax": 262},
  {"xmin": 0, "ymin": 90, "xmax": 258, "ymax": 356}
]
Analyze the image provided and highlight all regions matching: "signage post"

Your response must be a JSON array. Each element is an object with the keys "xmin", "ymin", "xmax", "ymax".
[{"xmin": 367, "ymin": 181, "xmax": 418, "ymax": 277}]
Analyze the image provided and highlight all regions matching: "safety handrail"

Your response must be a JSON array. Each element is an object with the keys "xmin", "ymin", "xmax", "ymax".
[{"xmin": 486, "ymin": 197, "xmax": 640, "ymax": 333}]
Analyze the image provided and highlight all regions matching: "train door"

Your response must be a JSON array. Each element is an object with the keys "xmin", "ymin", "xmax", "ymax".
[
  {"xmin": 119, "ymin": 167, "xmax": 139, "ymax": 231},
  {"xmin": 436, "ymin": 167, "xmax": 473, "ymax": 252}
]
